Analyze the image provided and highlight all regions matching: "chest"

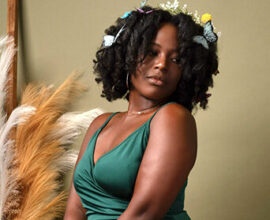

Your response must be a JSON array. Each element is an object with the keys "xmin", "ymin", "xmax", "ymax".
[
  {"xmin": 93, "ymin": 127, "xmax": 149, "ymax": 199},
  {"xmin": 74, "ymin": 121, "xmax": 150, "ymax": 200},
  {"xmin": 93, "ymin": 116, "xmax": 150, "ymax": 165}
]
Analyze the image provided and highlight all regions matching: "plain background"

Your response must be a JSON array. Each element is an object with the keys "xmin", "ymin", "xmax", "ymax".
[{"xmin": 1, "ymin": 0, "xmax": 270, "ymax": 219}]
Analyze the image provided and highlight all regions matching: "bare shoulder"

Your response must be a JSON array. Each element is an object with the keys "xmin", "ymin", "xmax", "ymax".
[
  {"xmin": 83, "ymin": 112, "xmax": 113, "ymax": 144},
  {"xmin": 87, "ymin": 112, "xmax": 113, "ymax": 133},
  {"xmin": 151, "ymin": 102, "xmax": 196, "ymax": 131},
  {"xmin": 148, "ymin": 102, "xmax": 197, "ymax": 159}
]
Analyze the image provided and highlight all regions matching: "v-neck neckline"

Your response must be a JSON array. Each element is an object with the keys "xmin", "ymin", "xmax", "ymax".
[
  {"xmin": 90, "ymin": 101, "xmax": 175, "ymax": 169},
  {"xmin": 91, "ymin": 112, "xmax": 151, "ymax": 168}
]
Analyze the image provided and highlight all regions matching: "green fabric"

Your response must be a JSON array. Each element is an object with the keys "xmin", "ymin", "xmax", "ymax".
[{"xmin": 74, "ymin": 104, "xmax": 191, "ymax": 220}]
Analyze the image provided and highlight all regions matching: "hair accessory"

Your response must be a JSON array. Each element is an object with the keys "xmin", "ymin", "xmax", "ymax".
[
  {"xmin": 137, "ymin": 8, "xmax": 154, "ymax": 14},
  {"xmin": 103, "ymin": 25, "xmax": 126, "ymax": 47},
  {"xmin": 203, "ymin": 22, "xmax": 217, "ymax": 43},
  {"xmin": 159, "ymin": 1, "xmax": 218, "ymax": 49},
  {"xmin": 192, "ymin": 13, "xmax": 217, "ymax": 49},
  {"xmin": 121, "ymin": 11, "xmax": 132, "ymax": 19},
  {"xmin": 159, "ymin": 0, "xmax": 201, "ymax": 24},
  {"xmin": 201, "ymin": 13, "xmax": 212, "ymax": 24},
  {"xmin": 121, "ymin": 0, "xmax": 151, "ymax": 19},
  {"xmin": 193, "ymin": 36, "xmax": 209, "ymax": 49},
  {"xmin": 140, "ymin": 0, "xmax": 148, "ymax": 7},
  {"xmin": 104, "ymin": 0, "xmax": 152, "ymax": 47}
]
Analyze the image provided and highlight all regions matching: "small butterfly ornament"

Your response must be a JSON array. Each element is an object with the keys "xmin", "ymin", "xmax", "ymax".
[{"xmin": 193, "ymin": 13, "xmax": 217, "ymax": 49}]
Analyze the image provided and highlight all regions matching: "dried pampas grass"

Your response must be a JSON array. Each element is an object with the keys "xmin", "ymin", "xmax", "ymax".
[
  {"xmin": 0, "ymin": 35, "xmax": 103, "ymax": 219},
  {"xmin": 0, "ymin": 35, "xmax": 23, "ymax": 220},
  {"xmin": 0, "ymin": 105, "xmax": 36, "ymax": 220},
  {"xmin": 11, "ymin": 75, "xmax": 102, "ymax": 220},
  {"xmin": 0, "ymin": 36, "xmax": 15, "ymax": 120}
]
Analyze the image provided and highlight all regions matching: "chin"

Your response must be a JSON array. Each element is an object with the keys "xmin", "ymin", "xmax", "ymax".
[
  {"xmin": 131, "ymin": 80, "xmax": 177, "ymax": 102},
  {"xmin": 140, "ymin": 87, "xmax": 173, "ymax": 102}
]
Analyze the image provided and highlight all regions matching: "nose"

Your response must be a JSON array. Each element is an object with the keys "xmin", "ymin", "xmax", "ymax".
[{"xmin": 154, "ymin": 54, "xmax": 167, "ymax": 71}]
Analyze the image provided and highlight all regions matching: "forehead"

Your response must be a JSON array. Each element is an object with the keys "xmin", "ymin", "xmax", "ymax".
[{"xmin": 153, "ymin": 23, "xmax": 179, "ymax": 50}]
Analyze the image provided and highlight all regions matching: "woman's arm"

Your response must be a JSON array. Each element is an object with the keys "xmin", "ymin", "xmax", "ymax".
[
  {"xmin": 64, "ymin": 113, "xmax": 112, "ymax": 220},
  {"xmin": 64, "ymin": 182, "xmax": 86, "ymax": 220},
  {"xmin": 119, "ymin": 103, "xmax": 197, "ymax": 220}
]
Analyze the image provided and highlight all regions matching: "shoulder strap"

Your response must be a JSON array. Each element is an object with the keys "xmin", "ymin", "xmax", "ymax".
[{"xmin": 100, "ymin": 112, "xmax": 119, "ymax": 129}]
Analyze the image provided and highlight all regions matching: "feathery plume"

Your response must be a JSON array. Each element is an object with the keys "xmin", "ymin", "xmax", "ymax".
[
  {"xmin": 0, "ymin": 106, "xmax": 36, "ymax": 220},
  {"xmin": 10, "ymin": 74, "xmax": 102, "ymax": 220},
  {"xmin": 0, "ymin": 35, "xmax": 103, "ymax": 219},
  {"xmin": 0, "ymin": 36, "xmax": 15, "ymax": 121},
  {"xmin": 0, "ymin": 35, "xmax": 27, "ymax": 220},
  {"xmin": 51, "ymin": 109, "xmax": 103, "ymax": 147}
]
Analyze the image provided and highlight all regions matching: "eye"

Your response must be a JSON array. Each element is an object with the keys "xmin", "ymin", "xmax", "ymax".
[
  {"xmin": 148, "ymin": 49, "xmax": 158, "ymax": 57},
  {"xmin": 171, "ymin": 57, "xmax": 181, "ymax": 64}
]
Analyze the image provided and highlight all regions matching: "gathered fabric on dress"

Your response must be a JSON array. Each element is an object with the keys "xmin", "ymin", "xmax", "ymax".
[{"xmin": 73, "ymin": 103, "xmax": 191, "ymax": 220}]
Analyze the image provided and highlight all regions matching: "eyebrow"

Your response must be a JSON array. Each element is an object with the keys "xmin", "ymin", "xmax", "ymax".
[{"xmin": 150, "ymin": 42, "xmax": 179, "ymax": 53}]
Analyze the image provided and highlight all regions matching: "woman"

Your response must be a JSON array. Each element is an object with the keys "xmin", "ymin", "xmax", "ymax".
[{"xmin": 64, "ymin": 4, "xmax": 218, "ymax": 220}]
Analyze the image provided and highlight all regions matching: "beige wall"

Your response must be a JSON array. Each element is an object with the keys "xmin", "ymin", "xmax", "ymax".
[{"xmin": 1, "ymin": 0, "xmax": 270, "ymax": 219}]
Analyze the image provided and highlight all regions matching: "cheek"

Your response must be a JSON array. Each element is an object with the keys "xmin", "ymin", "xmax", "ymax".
[
  {"xmin": 136, "ymin": 57, "xmax": 155, "ymax": 74},
  {"xmin": 164, "ymin": 71, "xmax": 182, "ymax": 95},
  {"xmin": 169, "ymin": 68, "xmax": 182, "ymax": 86},
  {"xmin": 130, "ymin": 73, "xmax": 145, "ymax": 90}
]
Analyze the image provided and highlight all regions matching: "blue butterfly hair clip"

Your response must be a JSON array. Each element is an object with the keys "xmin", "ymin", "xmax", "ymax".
[{"xmin": 193, "ymin": 13, "xmax": 218, "ymax": 49}]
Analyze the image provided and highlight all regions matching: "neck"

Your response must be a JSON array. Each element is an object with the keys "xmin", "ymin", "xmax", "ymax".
[{"xmin": 127, "ymin": 90, "xmax": 167, "ymax": 115}]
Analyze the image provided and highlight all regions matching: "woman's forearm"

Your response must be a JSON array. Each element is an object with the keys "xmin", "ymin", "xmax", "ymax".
[
  {"xmin": 118, "ymin": 208, "xmax": 160, "ymax": 220},
  {"xmin": 64, "ymin": 207, "xmax": 86, "ymax": 220}
]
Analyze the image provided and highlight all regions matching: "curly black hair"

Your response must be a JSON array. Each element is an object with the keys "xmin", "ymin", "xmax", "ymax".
[{"xmin": 93, "ymin": 6, "xmax": 219, "ymax": 112}]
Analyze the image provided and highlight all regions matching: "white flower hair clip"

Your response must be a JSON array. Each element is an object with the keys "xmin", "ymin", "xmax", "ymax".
[
  {"xmin": 159, "ymin": 0, "xmax": 201, "ymax": 24},
  {"xmin": 103, "ymin": 25, "xmax": 126, "ymax": 48}
]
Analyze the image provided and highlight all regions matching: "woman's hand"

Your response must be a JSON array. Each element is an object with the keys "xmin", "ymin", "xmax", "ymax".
[{"xmin": 119, "ymin": 103, "xmax": 197, "ymax": 220}]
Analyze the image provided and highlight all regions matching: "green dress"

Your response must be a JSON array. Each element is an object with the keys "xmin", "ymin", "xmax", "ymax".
[{"xmin": 73, "ymin": 104, "xmax": 191, "ymax": 220}]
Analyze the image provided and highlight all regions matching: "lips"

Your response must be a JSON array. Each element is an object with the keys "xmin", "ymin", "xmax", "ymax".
[{"xmin": 146, "ymin": 75, "xmax": 164, "ymax": 86}]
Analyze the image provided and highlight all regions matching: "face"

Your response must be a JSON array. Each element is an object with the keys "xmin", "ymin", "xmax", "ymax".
[{"xmin": 130, "ymin": 23, "xmax": 182, "ymax": 102}]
